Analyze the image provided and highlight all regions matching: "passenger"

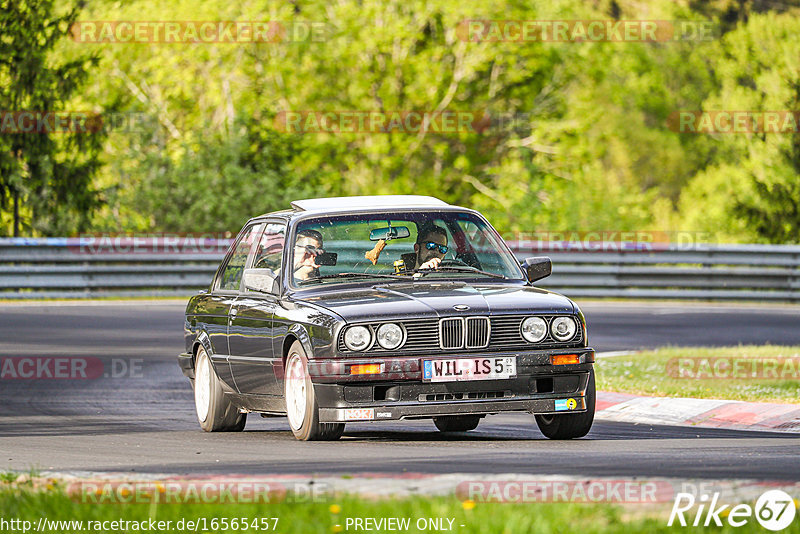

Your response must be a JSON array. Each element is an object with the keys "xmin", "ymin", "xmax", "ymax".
[{"xmin": 293, "ymin": 229, "xmax": 324, "ymax": 280}]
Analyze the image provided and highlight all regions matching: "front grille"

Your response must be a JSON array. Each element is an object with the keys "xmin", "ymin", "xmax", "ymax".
[
  {"xmin": 466, "ymin": 317, "xmax": 490, "ymax": 348},
  {"xmin": 438, "ymin": 317, "xmax": 490, "ymax": 349},
  {"xmin": 337, "ymin": 315, "xmax": 583, "ymax": 354},
  {"xmin": 439, "ymin": 318, "xmax": 464, "ymax": 349}
]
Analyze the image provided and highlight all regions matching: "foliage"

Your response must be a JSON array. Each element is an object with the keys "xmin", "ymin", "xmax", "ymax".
[
  {"xmin": 132, "ymin": 122, "xmax": 332, "ymax": 233},
  {"xmin": 677, "ymin": 12, "xmax": 800, "ymax": 243},
  {"xmin": 0, "ymin": 0, "xmax": 105, "ymax": 236},
  {"xmin": 2, "ymin": 0, "xmax": 800, "ymax": 241}
]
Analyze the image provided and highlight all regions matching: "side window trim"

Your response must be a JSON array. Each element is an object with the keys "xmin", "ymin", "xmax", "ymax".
[
  {"xmin": 212, "ymin": 238, "xmax": 243, "ymax": 293},
  {"xmin": 244, "ymin": 219, "xmax": 287, "ymax": 295},
  {"xmin": 213, "ymin": 222, "xmax": 264, "ymax": 294}
]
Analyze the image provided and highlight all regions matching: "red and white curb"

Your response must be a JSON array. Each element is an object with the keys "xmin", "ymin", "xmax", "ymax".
[{"xmin": 596, "ymin": 391, "xmax": 800, "ymax": 433}]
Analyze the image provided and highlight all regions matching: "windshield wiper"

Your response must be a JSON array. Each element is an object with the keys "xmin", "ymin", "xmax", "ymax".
[
  {"xmin": 413, "ymin": 266, "xmax": 507, "ymax": 279},
  {"xmin": 297, "ymin": 272, "xmax": 404, "ymax": 285}
]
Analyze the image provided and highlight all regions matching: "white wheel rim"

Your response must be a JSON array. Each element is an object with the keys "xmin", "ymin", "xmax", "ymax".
[
  {"xmin": 285, "ymin": 354, "xmax": 307, "ymax": 431},
  {"xmin": 194, "ymin": 352, "xmax": 211, "ymax": 423}
]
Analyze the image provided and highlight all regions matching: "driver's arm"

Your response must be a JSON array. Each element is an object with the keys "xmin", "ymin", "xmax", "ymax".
[{"xmin": 418, "ymin": 257, "xmax": 442, "ymax": 270}]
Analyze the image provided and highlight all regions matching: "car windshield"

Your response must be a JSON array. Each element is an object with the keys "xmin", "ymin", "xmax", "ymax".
[{"xmin": 289, "ymin": 210, "xmax": 524, "ymax": 287}]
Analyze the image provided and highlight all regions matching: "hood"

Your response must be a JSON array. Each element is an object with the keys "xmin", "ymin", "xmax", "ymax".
[{"xmin": 298, "ymin": 282, "xmax": 574, "ymax": 323}]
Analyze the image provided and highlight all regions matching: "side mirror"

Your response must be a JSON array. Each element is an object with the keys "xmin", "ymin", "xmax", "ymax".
[
  {"xmin": 243, "ymin": 268, "xmax": 279, "ymax": 294},
  {"xmin": 522, "ymin": 257, "xmax": 552, "ymax": 283}
]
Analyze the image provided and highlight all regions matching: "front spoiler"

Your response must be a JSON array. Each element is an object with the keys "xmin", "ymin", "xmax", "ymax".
[{"xmin": 318, "ymin": 395, "xmax": 588, "ymax": 422}]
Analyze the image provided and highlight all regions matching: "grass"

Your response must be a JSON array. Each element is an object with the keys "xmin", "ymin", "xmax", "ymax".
[
  {"xmin": 1, "ymin": 483, "xmax": 795, "ymax": 534},
  {"xmin": 596, "ymin": 345, "xmax": 800, "ymax": 403},
  {"xmin": 0, "ymin": 468, "xmax": 40, "ymax": 483},
  {"xmin": 574, "ymin": 298, "xmax": 800, "ymax": 307}
]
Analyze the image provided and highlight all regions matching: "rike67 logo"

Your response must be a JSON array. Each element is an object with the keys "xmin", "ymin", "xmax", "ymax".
[{"xmin": 669, "ymin": 490, "xmax": 797, "ymax": 530}]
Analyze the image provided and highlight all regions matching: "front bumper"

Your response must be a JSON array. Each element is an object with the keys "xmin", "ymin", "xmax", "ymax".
[
  {"xmin": 311, "ymin": 348, "xmax": 594, "ymax": 423},
  {"xmin": 178, "ymin": 352, "xmax": 194, "ymax": 379},
  {"xmin": 318, "ymin": 395, "xmax": 588, "ymax": 422}
]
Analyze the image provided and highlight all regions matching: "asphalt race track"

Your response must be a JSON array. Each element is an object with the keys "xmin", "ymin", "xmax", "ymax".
[{"xmin": 1, "ymin": 300, "xmax": 798, "ymax": 480}]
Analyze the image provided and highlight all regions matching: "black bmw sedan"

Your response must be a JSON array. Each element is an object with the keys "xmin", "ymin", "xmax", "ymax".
[{"xmin": 179, "ymin": 195, "xmax": 595, "ymax": 441}]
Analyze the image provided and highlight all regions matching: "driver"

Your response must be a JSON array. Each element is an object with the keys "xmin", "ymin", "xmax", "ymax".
[
  {"xmin": 293, "ymin": 229, "xmax": 324, "ymax": 281},
  {"xmin": 412, "ymin": 223, "xmax": 448, "ymax": 270}
]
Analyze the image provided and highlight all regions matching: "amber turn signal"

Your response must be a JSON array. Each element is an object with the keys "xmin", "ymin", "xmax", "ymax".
[
  {"xmin": 551, "ymin": 354, "xmax": 580, "ymax": 365},
  {"xmin": 349, "ymin": 363, "xmax": 382, "ymax": 375}
]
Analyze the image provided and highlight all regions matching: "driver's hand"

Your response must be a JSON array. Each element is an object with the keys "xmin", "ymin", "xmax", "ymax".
[
  {"xmin": 295, "ymin": 259, "xmax": 320, "ymax": 279},
  {"xmin": 419, "ymin": 257, "xmax": 442, "ymax": 270}
]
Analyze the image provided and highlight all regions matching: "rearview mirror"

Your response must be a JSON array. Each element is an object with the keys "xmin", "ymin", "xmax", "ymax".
[
  {"xmin": 370, "ymin": 226, "xmax": 410, "ymax": 241},
  {"xmin": 522, "ymin": 257, "xmax": 552, "ymax": 283},
  {"xmin": 243, "ymin": 268, "xmax": 279, "ymax": 294}
]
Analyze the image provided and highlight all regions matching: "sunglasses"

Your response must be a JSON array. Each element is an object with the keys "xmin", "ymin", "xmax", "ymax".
[{"xmin": 423, "ymin": 241, "xmax": 448, "ymax": 254}]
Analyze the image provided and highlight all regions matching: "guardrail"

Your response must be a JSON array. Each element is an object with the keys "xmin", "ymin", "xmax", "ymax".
[{"xmin": 0, "ymin": 238, "xmax": 798, "ymax": 301}]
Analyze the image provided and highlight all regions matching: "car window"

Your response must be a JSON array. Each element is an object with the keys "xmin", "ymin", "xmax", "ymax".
[
  {"xmin": 218, "ymin": 223, "xmax": 264, "ymax": 291},
  {"xmin": 454, "ymin": 219, "xmax": 511, "ymax": 274},
  {"xmin": 290, "ymin": 211, "xmax": 524, "ymax": 287},
  {"xmin": 305, "ymin": 218, "xmax": 416, "ymax": 276},
  {"xmin": 252, "ymin": 223, "xmax": 286, "ymax": 275}
]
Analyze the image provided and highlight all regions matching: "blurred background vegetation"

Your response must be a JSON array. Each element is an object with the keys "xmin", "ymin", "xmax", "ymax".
[{"xmin": 1, "ymin": 0, "xmax": 799, "ymax": 242}]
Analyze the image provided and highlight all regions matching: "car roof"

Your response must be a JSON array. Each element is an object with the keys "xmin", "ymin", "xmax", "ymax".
[
  {"xmin": 250, "ymin": 196, "xmax": 467, "ymax": 223},
  {"xmin": 291, "ymin": 195, "xmax": 449, "ymax": 211}
]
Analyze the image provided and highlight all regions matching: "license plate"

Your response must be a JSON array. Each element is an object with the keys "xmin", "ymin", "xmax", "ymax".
[{"xmin": 422, "ymin": 357, "xmax": 516, "ymax": 382}]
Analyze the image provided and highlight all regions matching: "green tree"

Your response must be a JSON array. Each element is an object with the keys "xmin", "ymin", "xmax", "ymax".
[
  {"xmin": 732, "ymin": 79, "xmax": 800, "ymax": 243},
  {"xmin": 66, "ymin": 0, "xmax": 800, "ymax": 242},
  {"xmin": 133, "ymin": 121, "xmax": 332, "ymax": 233},
  {"xmin": 678, "ymin": 11, "xmax": 800, "ymax": 243},
  {"xmin": 0, "ymin": 0, "xmax": 103, "ymax": 236}
]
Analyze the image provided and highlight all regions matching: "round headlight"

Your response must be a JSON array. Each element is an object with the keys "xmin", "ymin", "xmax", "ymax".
[
  {"xmin": 551, "ymin": 316, "xmax": 577, "ymax": 341},
  {"xmin": 376, "ymin": 323, "xmax": 404, "ymax": 350},
  {"xmin": 344, "ymin": 325, "xmax": 372, "ymax": 351},
  {"xmin": 521, "ymin": 316, "xmax": 547, "ymax": 343}
]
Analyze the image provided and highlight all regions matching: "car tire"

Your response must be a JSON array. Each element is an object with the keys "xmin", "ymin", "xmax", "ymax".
[
  {"xmin": 284, "ymin": 341, "xmax": 345, "ymax": 441},
  {"xmin": 535, "ymin": 369, "xmax": 596, "ymax": 440},
  {"xmin": 433, "ymin": 415, "xmax": 481, "ymax": 432},
  {"xmin": 194, "ymin": 346, "xmax": 247, "ymax": 432}
]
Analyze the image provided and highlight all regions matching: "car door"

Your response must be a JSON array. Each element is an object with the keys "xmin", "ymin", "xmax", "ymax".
[
  {"xmin": 190, "ymin": 292, "xmax": 238, "ymax": 389},
  {"xmin": 228, "ymin": 221, "xmax": 286, "ymax": 396},
  {"xmin": 204, "ymin": 222, "xmax": 264, "ymax": 390}
]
